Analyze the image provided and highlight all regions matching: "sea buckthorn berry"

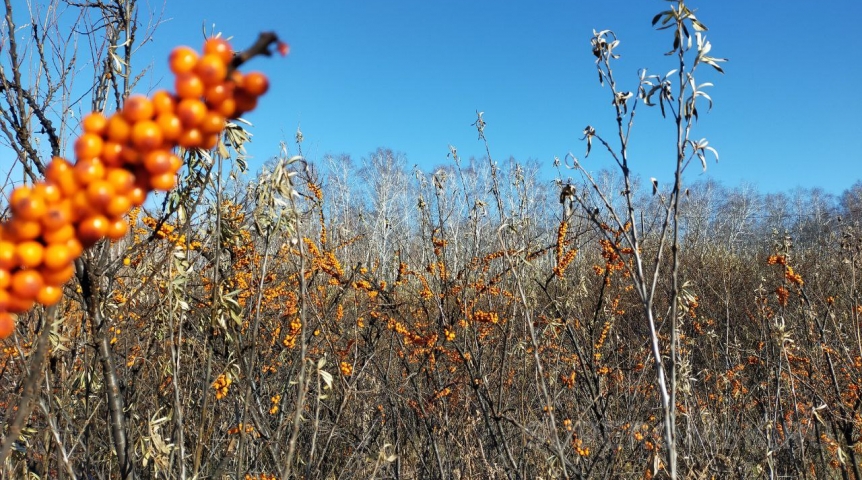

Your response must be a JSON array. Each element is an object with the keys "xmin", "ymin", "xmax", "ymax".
[
  {"xmin": 177, "ymin": 128, "xmax": 203, "ymax": 149},
  {"xmin": 0, "ymin": 241, "xmax": 16, "ymax": 270},
  {"xmin": 200, "ymin": 134, "xmax": 219, "ymax": 151},
  {"xmin": 78, "ymin": 214, "xmax": 110, "ymax": 247},
  {"xmin": 213, "ymin": 97, "xmax": 237, "ymax": 118},
  {"xmin": 6, "ymin": 295, "xmax": 34, "ymax": 314},
  {"xmin": 0, "ymin": 269, "xmax": 9, "ymax": 289},
  {"xmin": 0, "ymin": 311, "xmax": 14, "ymax": 339},
  {"xmin": 176, "ymin": 73, "xmax": 205, "ymax": 99},
  {"xmin": 41, "ymin": 200, "xmax": 73, "ymax": 231},
  {"xmin": 105, "ymin": 195, "xmax": 132, "ymax": 219},
  {"xmin": 0, "ymin": 290, "xmax": 9, "ymax": 311},
  {"xmin": 233, "ymin": 91, "xmax": 258, "ymax": 116},
  {"xmin": 243, "ymin": 72, "xmax": 269, "ymax": 96},
  {"xmin": 86, "ymin": 180, "xmax": 116, "ymax": 212},
  {"xmin": 11, "ymin": 269, "xmax": 44, "ymax": 301},
  {"xmin": 128, "ymin": 186, "xmax": 147, "ymax": 207},
  {"xmin": 205, "ymin": 82, "xmax": 233, "ymax": 106},
  {"xmin": 123, "ymin": 95, "xmax": 155, "ymax": 122},
  {"xmin": 195, "ymin": 54, "xmax": 228, "ymax": 86},
  {"xmin": 106, "ymin": 115, "xmax": 132, "ymax": 143},
  {"xmin": 199, "ymin": 111, "xmax": 226, "ymax": 135},
  {"xmin": 46, "ymin": 158, "xmax": 79, "ymax": 197},
  {"xmin": 131, "ymin": 120, "xmax": 164, "ymax": 151},
  {"xmin": 176, "ymin": 98, "xmax": 207, "ymax": 128},
  {"xmin": 43, "ymin": 223, "xmax": 75, "ymax": 245},
  {"xmin": 43, "ymin": 243, "xmax": 74, "ymax": 271},
  {"xmin": 152, "ymin": 90, "xmax": 176, "ymax": 115},
  {"xmin": 74, "ymin": 133, "xmax": 104, "ymax": 161},
  {"xmin": 204, "ymin": 37, "xmax": 234, "ymax": 65},
  {"xmin": 33, "ymin": 183, "xmax": 62, "ymax": 205},
  {"xmin": 36, "ymin": 284, "xmax": 63, "ymax": 306},
  {"xmin": 64, "ymin": 237, "xmax": 83, "ymax": 259},
  {"xmin": 74, "ymin": 158, "xmax": 107, "ymax": 185},
  {"xmin": 101, "ymin": 141, "xmax": 125, "ymax": 167},
  {"xmin": 40, "ymin": 263, "xmax": 75, "ymax": 287},
  {"xmin": 143, "ymin": 150, "xmax": 173, "ymax": 175},
  {"xmin": 150, "ymin": 172, "xmax": 177, "ymax": 192},
  {"xmin": 169, "ymin": 46, "xmax": 199, "ymax": 75},
  {"xmin": 16, "ymin": 241, "xmax": 45, "ymax": 269},
  {"xmin": 155, "ymin": 112, "xmax": 183, "ymax": 142},
  {"xmin": 106, "ymin": 168, "xmax": 136, "ymax": 194},
  {"xmin": 168, "ymin": 153, "xmax": 182, "ymax": 172},
  {"xmin": 10, "ymin": 187, "xmax": 47, "ymax": 221},
  {"xmin": 81, "ymin": 112, "xmax": 108, "ymax": 135},
  {"xmin": 106, "ymin": 218, "xmax": 129, "ymax": 241},
  {"xmin": 7, "ymin": 218, "xmax": 42, "ymax": 242}
]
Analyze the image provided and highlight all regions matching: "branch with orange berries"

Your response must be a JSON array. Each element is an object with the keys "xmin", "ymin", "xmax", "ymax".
[{"xmin": 0, "ymin": 32, "xmax": 288, "ymax": 338}]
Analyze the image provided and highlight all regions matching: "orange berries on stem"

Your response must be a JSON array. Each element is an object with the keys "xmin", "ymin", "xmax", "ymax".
[{"xmin": 0, "ymin": 33, "xmax": 281, "ymax": 339}]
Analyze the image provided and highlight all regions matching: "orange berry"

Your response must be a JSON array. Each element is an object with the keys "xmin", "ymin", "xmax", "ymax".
[
  {"xmin": 78, "ymin": 214, "xmax": 109, "ymax": 247},
  {"xmin": 233, "ymin": 91, "xmax": 258, "ymax": 116},
  {"xmin": 195, "ymin": 54, "xmax": 227, "ymax": 86},
  {"xmin": 106, "ymin": 218, "xmax": 129, "ymax": 241},
  {"xmin": 11, "ymin": 269, "xmax": 44, "ymax": 300},
  {"xmin": 200, "ymin": 134, "xmax": 219, "ymax": 150},
  {"xmin": 0, "ymin": 311, "xmax": 14, "ymax": 339},
  {"xmin": 10, "ymin": 186, "xmax": 47, "ymax": 221},
  {"xmin": 152, "ymin": 90, "xmax": 176, "ymax": 115},
  {"xmin": 0, "ymin": 288, "xmax": 8, "ymax": 309},
  {"xmin": 16, "ymin": 241, "xmax": 45, "ymax": 269},
  {"xmin": 205, "ymin": 82, "xmax": 234, "ymax": 106},
  {"xmin": 0, "ymin": 269, "xmax": 9, "ymax": 289},
  {"xmin": 33, "ymin": 182, "xmax": 62, "ymax": 205},
  {"xmin": 101, "ymin": 141, "xmax": 125, "ymax": 167},
  {"xmin": 105, "ymin": 194, "xmax": 132, "ymax": 219},
  {"xmin": 155, "ymin": 112, "xmax": 183, "ymax": 142},
  {"xmin": 74, "ymin": 133, "xmax": 104, "ymax": 161},
  {"xmin": 36, "ymin": 284, "xmax": 63, "ymax": 306},
  {"xmin": 243, "ymin": 72, "xmax": 269, "ymax": 96},
  {"xmin": 40, "ymin": 263, "xmax": 75, "ymax": 287},
  {"xmin": 213, "ymin": 97, "xmax": 236, "ymax": 118},
  {"xmin": 106, "ymin": 168, "xmax": 136, "ymax": 194},
  {"xmin": 143, "ymin": 150, "xmax": 173, "ymax": 175},
  {"xmin": 168, "ymin": 153, "xmax": 183, "ymax": 172},
  {"xmin": 43, "ymin": 223, "xmax": 75, "ymax": 245},
  {"xmin": 43, "ymin": 243, "xmax": 74, "ymax": 271},
  {"xmin": 203, "ymin": 37, "xmax": 234, "ymax": 65},
  {"xmin": 41, "ymin": 199, "xmax": 73, "ymax": 231},
  {"xmin": 199, "ymin": 111, "xmax": 226, "ymax": 135},
  {"xmin": 74, "ymin": 158, "xmax": 106, "ymax": 185},
  {"xmin": 7, "ymin": 218, "xmax": 42, "ymax": 242},
  {"xmin": 131, "ymin": 120, "xmax": 164, "ymax": 151},
  {"xmin": 6, "ymin": 295, "xmax": 34, "ymax": 314},
  {"xmin": 176, "ymin": 98, "xmax": 207, "ymax": 128},
  {"xmin": 0, "ymin": 241, "xmax": 16, "ymax": 270},
  {"xmin": 86, "ymin": 180, "xmax": 116, "ymax": 212},
  {"xmin": 123, "ymin": 94, "xmax": 155, "ymax": 122},
  {"xmin": 149, "ymin": 172, "xmax": 177, "ymax": 192},
  {"xmin": 45, "ymin": 157, "xmax": 79, "ymax": 196},
  {"xmin": 106, "ymin": 115, "xmax": 132, "ymax": 143},
  {"xmin": 64, "ymin": 237, "xmax": 83, "ymax": 259},
  {"xmin": 176, "ymin": 73, "xmax": 204, "ymax": 99},
  {"xmin": 169, "ymin": 46, "xmax": 199, "ymax": 75},
  {"xmin": 81, "ymin": 112, "xmax": 108, "ymax": 135},
  {"xmin": 128, "ymin": 186, "xmax": 148, "ymax": 207},
  {"xmin": 177, "ymin": 128, "xmax": 203, "ymax": 149}
]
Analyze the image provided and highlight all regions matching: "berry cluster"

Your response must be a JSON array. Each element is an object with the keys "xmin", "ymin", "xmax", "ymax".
[{"xmin": 0, "ymin": 36, "xmax": 275, "ymax": 338}]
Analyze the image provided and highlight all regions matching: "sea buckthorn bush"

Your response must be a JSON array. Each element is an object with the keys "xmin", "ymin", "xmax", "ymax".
[{"xmin": 2, "ymin": 1, "xmax": 862, "ymax": 479}]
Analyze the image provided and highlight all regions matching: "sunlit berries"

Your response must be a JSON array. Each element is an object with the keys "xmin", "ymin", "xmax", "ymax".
[{"xmin": 0, "ymin": 36, "xmax": 273, "ymax": 339}]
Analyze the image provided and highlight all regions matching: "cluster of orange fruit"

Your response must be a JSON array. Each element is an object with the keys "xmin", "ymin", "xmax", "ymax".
[{"xmin": 0, "ymin": 37, "xmax": 272, "ymax": 338}]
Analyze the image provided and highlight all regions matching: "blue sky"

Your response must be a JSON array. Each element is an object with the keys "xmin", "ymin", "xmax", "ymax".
[{"xmin": 138, "ymin": 2, "xmax": 861, "ymax": 194}]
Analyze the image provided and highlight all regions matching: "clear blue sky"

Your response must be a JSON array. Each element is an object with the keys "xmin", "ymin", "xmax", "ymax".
[{"xmin": 140, "ymin": 1, "xmax": 861, "ymax": 194}]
